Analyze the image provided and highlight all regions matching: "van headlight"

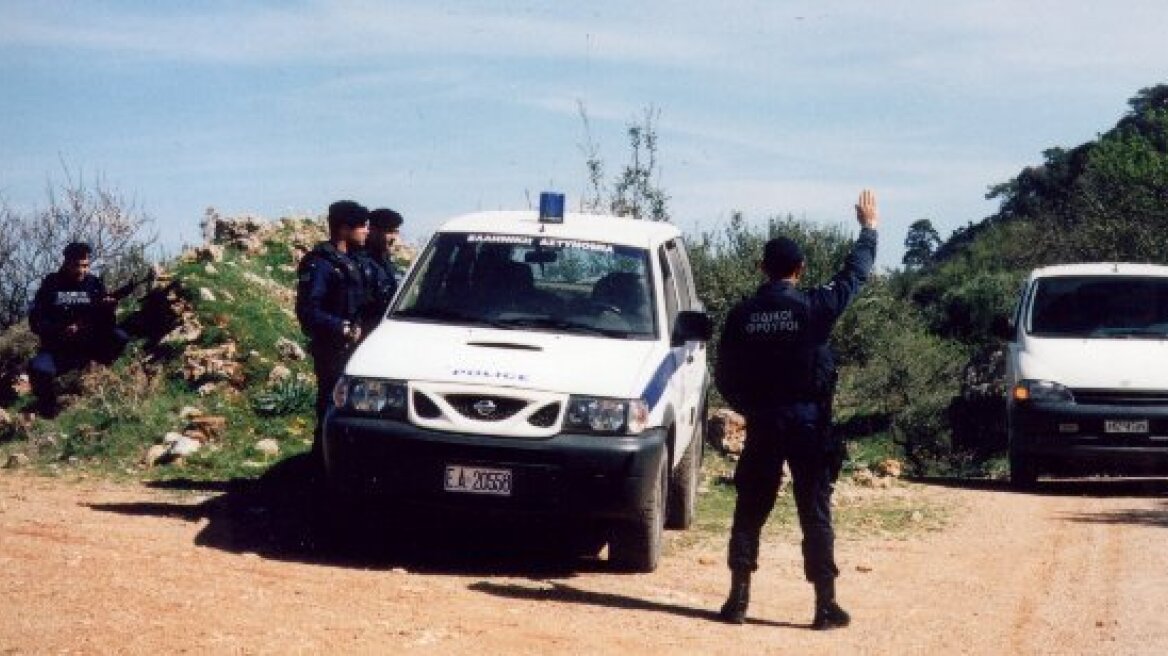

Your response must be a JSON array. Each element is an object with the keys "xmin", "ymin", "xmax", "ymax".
[
  {"xmin": 565, "ymin": 396, "xmax": 649, "ymax": 435},
  {"xmin": 333, "ymin": 376, "xmax": 408, "ymax": 417},
  {"xmin": 1012, "ymin": 379, "xmax": 1074, "ymax": 404}
]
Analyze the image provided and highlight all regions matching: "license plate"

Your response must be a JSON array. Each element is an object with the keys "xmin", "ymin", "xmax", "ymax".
[
  {"xmin": 444, "ymin": 465, "xmax": 513, "ymax": 496},
  {"xmin": 1104, "ymin": 420, "xmax": 1149, "ymax": 434}
]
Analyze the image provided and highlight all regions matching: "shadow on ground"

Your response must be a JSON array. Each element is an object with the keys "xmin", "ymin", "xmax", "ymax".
[
  {"xmin": 85, "ymin": 454, "xmax": 609, "ymax": 577},
  {"xmin": 468, "ymin": 580, "xmax": 802, "ymax": 629},
  {"xmin": 910, "ymin": 475, "xmax": 1168, "ymax": 498}
]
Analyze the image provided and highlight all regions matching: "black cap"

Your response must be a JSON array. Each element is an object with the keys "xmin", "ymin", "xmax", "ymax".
[
  {"xmin": 762, "ymin": 237, "xmax": 804, "ymax": 278},
  {"xmin": 327, "ymin": 200, "xmax": 369, "ymax": 232},
  {"xmin": 369, "ymin": 208, "xmax": 403, "ymax": 231},
  {"xmin": 62, "ymin": 241, "xmax": 93, "ymax": 262}
]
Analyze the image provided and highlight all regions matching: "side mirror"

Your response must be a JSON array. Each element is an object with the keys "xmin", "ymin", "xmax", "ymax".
[
  {"xmin": 991, "ymin": 314, "xmax": 1015, "ymax": 341},
  {"xmin": 672, "ymin": 310, "xmax": 714, "ymax": 346}
]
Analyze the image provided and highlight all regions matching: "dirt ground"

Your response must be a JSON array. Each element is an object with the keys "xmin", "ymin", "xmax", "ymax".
[{"xmin": 2, "ymin": 462, "xmax": 1167, "ymax": 655}]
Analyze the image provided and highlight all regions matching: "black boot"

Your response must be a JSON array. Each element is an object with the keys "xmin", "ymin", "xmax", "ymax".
[
  {"xmin": 719, "ymin": 571, "xmax": 751, "ymax": 624},
  {"xmin": 811, "ymin": 579, "xmax": 850, "ymax": 630}
]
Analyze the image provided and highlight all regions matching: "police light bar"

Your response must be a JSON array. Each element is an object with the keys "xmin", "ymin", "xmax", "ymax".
[{"xmin": 539, "ymin": 192, "xmax": 565, "ymax": 224}]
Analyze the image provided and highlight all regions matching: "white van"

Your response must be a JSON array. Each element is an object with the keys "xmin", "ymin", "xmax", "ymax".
[
  {"xmin": 1003, "ymin": 263, "xmax": 1168, "ymax": 486},
  {"xmin": 323, "ymin": 196, "xmax": 713, "ymax": 571}
]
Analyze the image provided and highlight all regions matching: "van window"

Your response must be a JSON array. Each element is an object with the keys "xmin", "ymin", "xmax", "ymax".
[
  {"xmin": 1028, "ymin": 276, "xmax": 1168, "ymax": 337},
  {"xmin": 393, "ymin": 232, "xmax": 658, "ymax": 338}
]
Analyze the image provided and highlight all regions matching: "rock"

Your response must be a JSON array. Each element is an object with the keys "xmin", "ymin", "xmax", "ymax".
[
  {"xmin": 165, "ymin": 433, "xmax": 202, "ymax": 458},
  {"xmin": 874, "ymin": 458, "xmax": 904, "ymax": 478},
  {"xmin": 851, "ymin": 468, "xmax": 876, "ymax": 487},
  {"xmin": 910, "ymin": 510, "xmax": 924, "ymax": 523},
  {"xmin": 12, "ymin": 373, "xmax": 31, "ymax": 396},
  {"xmin": 254, "ymin": 439, "xmax": 280, "ymax": 457},
  {"xmin": 220, "ymin": 289, "xmax": 235, "ymax": 302},
  {"xmin": 179, "ymin": 406, "xmax": 204, "ymax": 421},
  {"xmin": 183, "ymin": 429, "xmax": 209, "ymax": 443},
  {"xmin": 275, "ymin": 337, "xmax": 307, "ymax": 361},
  {"xmin": 195, "ymin": 244, "xmax": 225, "ymax": 263},
  {"xmin": 267, "ymin": 365, "xmax": 293, "ymax": 383},
  {"xmin": 198, "ymin": 287, "xmax": 217, "ymax": 302},
  {"xmin": 0, "ymin": 408, "xmax": 11, "ymax": 427},
  {"xmin": 143, "ymin": 444, "xmax": 170, "ymax": 467},
  {"xmin": 708, "ymin": 408, "xmax": 746, "ymax": 455},
  {"xmin": 204, "ymin": 263, "xmax": 219, "ymax": 275},
  {"xmin": 196, "ymin": 383, "xmax": 219, "ymax": 397},
  {"xmin": 4, "ymin": 453, "xmax": 31, "ymax": 469},
  {"xmin": 188, "ymin": 415, "xmax": 227, "ymax": 440}
]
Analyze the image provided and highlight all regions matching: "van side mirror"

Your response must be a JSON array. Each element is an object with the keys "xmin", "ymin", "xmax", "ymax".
[
  {"xmin": 673, "ymin": 310, "xmax": 714, "ymax": 346},
  {"xmin": 991, "ymin": 314, "xmax": 1015, "ymax": 341}
]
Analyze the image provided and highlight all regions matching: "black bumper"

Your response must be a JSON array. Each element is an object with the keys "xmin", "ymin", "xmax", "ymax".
[
  {"xmin": 322, "ymin": 412, "xmax": 667, "ymax": 521},
  {"xmin": 1011, "ymin": 401, "xmax": 1168, "ymax": 472}
]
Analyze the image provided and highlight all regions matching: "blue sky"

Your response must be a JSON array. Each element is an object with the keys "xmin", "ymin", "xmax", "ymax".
[{"xmin": 2, "ymin": 1, "xmax": 1166, "ymax": 268}]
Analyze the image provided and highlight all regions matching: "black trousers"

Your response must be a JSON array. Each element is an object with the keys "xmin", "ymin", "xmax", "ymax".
[
  {"xmin": 727, "ymin": 403, "xmax": 839, "ymax": 584},
  {"xmin": 310, "ymin": 342, "xmax": 349, "ymax": 456}
]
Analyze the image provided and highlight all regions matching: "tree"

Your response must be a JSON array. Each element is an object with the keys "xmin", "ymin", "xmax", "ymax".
[
  {"xmin": 902, "ymin": 219, "xmax": 941, "ymax": 271},
  {"xmin": 577, "ymin": 104, "xmax": 670, "ymax": 222},
  {"xmin": 0, "ymin": 166, "xmax": 156, "ymax": 329}
]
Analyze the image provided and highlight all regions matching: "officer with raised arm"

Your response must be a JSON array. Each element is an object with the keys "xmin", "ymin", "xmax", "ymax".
[
  {"xmin": 715, "ymin": 189, "xmax": 879, "ymax": 629},
  {"xmin": 295, "ymin": 200, "xmax": 369, "ymax": 462}
]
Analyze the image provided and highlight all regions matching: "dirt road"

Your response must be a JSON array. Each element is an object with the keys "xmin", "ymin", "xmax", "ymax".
[{"xmin": 2, "ymin": 466, "xmax": 1167, "ymax": 655}]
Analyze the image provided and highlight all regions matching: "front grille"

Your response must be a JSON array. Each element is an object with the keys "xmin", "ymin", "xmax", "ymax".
[
  {"xmin": 445, "ymin": 394, "xmax": 526, "ymax": 421},
  {"xmin": 1072, "ymin": 389, "xmax": 1168, "ymax": 407},
  {"xmin": 528, "ymin": 403, "xmax": 561, "ymax": 428}
]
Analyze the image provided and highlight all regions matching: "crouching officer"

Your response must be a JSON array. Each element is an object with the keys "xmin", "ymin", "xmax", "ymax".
[
  {"xmin": 27, "ymin": 242, "xmax": 129, "ymax": 417},
  {"xmin": 354, "ymin": 207, "xmax": 403, "ymax": 337},
  {"xmin": 715, "ymin": 189, "xmax": 879, "ymax": 629},
  {"xmin": 295, "ymin": 200, "xmax": 370, "ymax": 461}
]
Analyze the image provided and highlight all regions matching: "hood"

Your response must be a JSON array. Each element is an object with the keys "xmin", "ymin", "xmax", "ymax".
[
  {"xmin": 346, "ymin": 319, "xmax": 660, "ymax": 397},
  {"xmin": 1019, "ymin": 335, "xmax": 1168, "ymax": 390}
]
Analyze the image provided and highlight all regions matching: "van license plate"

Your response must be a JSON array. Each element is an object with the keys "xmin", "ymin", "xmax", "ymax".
[
  {"xmin": 1104, "ymin": 420, "xmax": 1149, "ymax": 434},
  {"xmin": 444, "ymin": 465, "xmax": 513, "ymax": 496}
]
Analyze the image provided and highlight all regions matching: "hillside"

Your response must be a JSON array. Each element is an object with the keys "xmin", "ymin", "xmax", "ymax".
[{"xmin": 0, "ymin": 213, "xmax": 415, "ymax": 480}]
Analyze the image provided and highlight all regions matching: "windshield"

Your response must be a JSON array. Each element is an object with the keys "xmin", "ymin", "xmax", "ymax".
[
  {"xmin": 1028, "ymin": 275, "xmax": 1168, "ymax": 338},
  {"xmin": 392, "ymin": 232, "xmax": 656, "ymax": 339}
]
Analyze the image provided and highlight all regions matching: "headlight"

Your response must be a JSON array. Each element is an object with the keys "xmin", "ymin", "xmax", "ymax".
[
  {"xmin": 332, "ymin": 376, "xmax": 408, "ymax": 416},
  {"xmin": 1012, "ymin": 379, "xmax": 1074, "ymax": 404},
  {"xmin": 565, "ymin": 396, "xmax": 649, "ymax": 435}
]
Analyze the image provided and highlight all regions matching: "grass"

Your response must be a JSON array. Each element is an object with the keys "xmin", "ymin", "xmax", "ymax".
[{"xmin": 675, "ymin": 450, "xmax": 952, "ymax": 552}]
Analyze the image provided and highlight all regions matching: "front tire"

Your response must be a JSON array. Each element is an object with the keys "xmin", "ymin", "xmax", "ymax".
[
  {"xmin": 1009, "ymin": 445, "xmax": 1038, "ymax": 489},
  {"xmin": 610, "ymin": 453, "xmax": 667, "ymax": 573}
]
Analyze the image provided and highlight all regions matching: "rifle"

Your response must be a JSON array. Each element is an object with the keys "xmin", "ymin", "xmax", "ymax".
[{"xmin": 82, "ymin": 269, "xmax": 157, "ymax": 338}]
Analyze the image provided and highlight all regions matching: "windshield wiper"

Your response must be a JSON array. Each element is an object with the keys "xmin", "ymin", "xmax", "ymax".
[
  {"xmin": 1091, "ymin": 327, "xmax": 1168, "ymax": 339},
  {"xmin": 394, "ymin": 307, "xmax": 513, "ymax": 329},
  {"xmin": 493, "ymin": 316, "xmax": 636, "ymax": 338}
]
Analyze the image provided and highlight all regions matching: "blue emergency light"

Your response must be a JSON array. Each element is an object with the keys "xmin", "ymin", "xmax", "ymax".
[{"xmin": 539, "ymin": 192, "xmax": 565, "ymax": 224}]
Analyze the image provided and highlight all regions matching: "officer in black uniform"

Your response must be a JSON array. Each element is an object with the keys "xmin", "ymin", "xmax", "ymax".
[
  {"xmin": 354, "ymin": 207, "xmax": 403, "ymax": 337},
  {"xmin": 295, "ymin": 200, "xmax": 370, "ymax": 460},
  {"xmin": 27, "ymin": 242, "xmax": 129, "ymax": 417},
  {"xmin": 715, "ymin": 189, "xmax": 879, "ymax": 629}
]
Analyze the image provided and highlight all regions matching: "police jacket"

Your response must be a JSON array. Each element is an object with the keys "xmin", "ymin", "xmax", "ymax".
[
  {"xmin": 295, "ymin": 242, "xmax": 365, "ymax": 348},
  {"xmin": 28, "ymin": 271, "xmax": 111, "ymax": 352},
  {"xmin": 353, "ymin": 249, "xmax": 398, "ymax": 334},
  {"xmin": 715, "ymin": 228, "xmax": 877, "ymax": 415}
]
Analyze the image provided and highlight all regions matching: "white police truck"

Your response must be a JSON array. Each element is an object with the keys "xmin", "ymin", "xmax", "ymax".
[
  {"xmin": 323, "ymin": 194, "xmax": 713, "ymax": 571},
  {"xmin": 1004, "ymin": 263, "xmax": 1168, "ymax": 487}
]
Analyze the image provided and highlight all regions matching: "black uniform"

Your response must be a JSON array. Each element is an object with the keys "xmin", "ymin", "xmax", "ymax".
[
  {"xmin": 353, "ymin": 249, "xmax": 398, "ymax": 336},
  {"xmin": 27, "ymin": 271, "xmax": 128, "ymax": 410},
  {"xmin": 295, "ymin": 242, "xmax": 366, "ymax": 452},
  {"xmin": 716, "ymin": 227, "xmax": 876, "ymax": 583}
]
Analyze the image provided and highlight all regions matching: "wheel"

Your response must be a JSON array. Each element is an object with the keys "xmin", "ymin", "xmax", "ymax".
[
  {"xmin": 1009, "ymin": 447, "xmax": 1038, "ymax": 490},
  {"xmin": 667, "ymin": 430, "xmax": 700, "ymax": 530},
  {"xmin": 610, "ymin": 452, "xmax": 667, "ymax": 573}
]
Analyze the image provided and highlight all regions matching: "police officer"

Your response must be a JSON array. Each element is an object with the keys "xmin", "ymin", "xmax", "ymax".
[
  {"xmin": 715, "ymin": 189, "xmax": 879, "ymax": 629},
  {"xmin": 296, "ymin": 200, "xmax": 370, "ymax": 460},
  {"xmin": 354, "ymin": 207, "xmax": 403, "ymax": 337},
  {"xmin": 27, "ymin": 242, "xmax": 129, "ymax": 417}
]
